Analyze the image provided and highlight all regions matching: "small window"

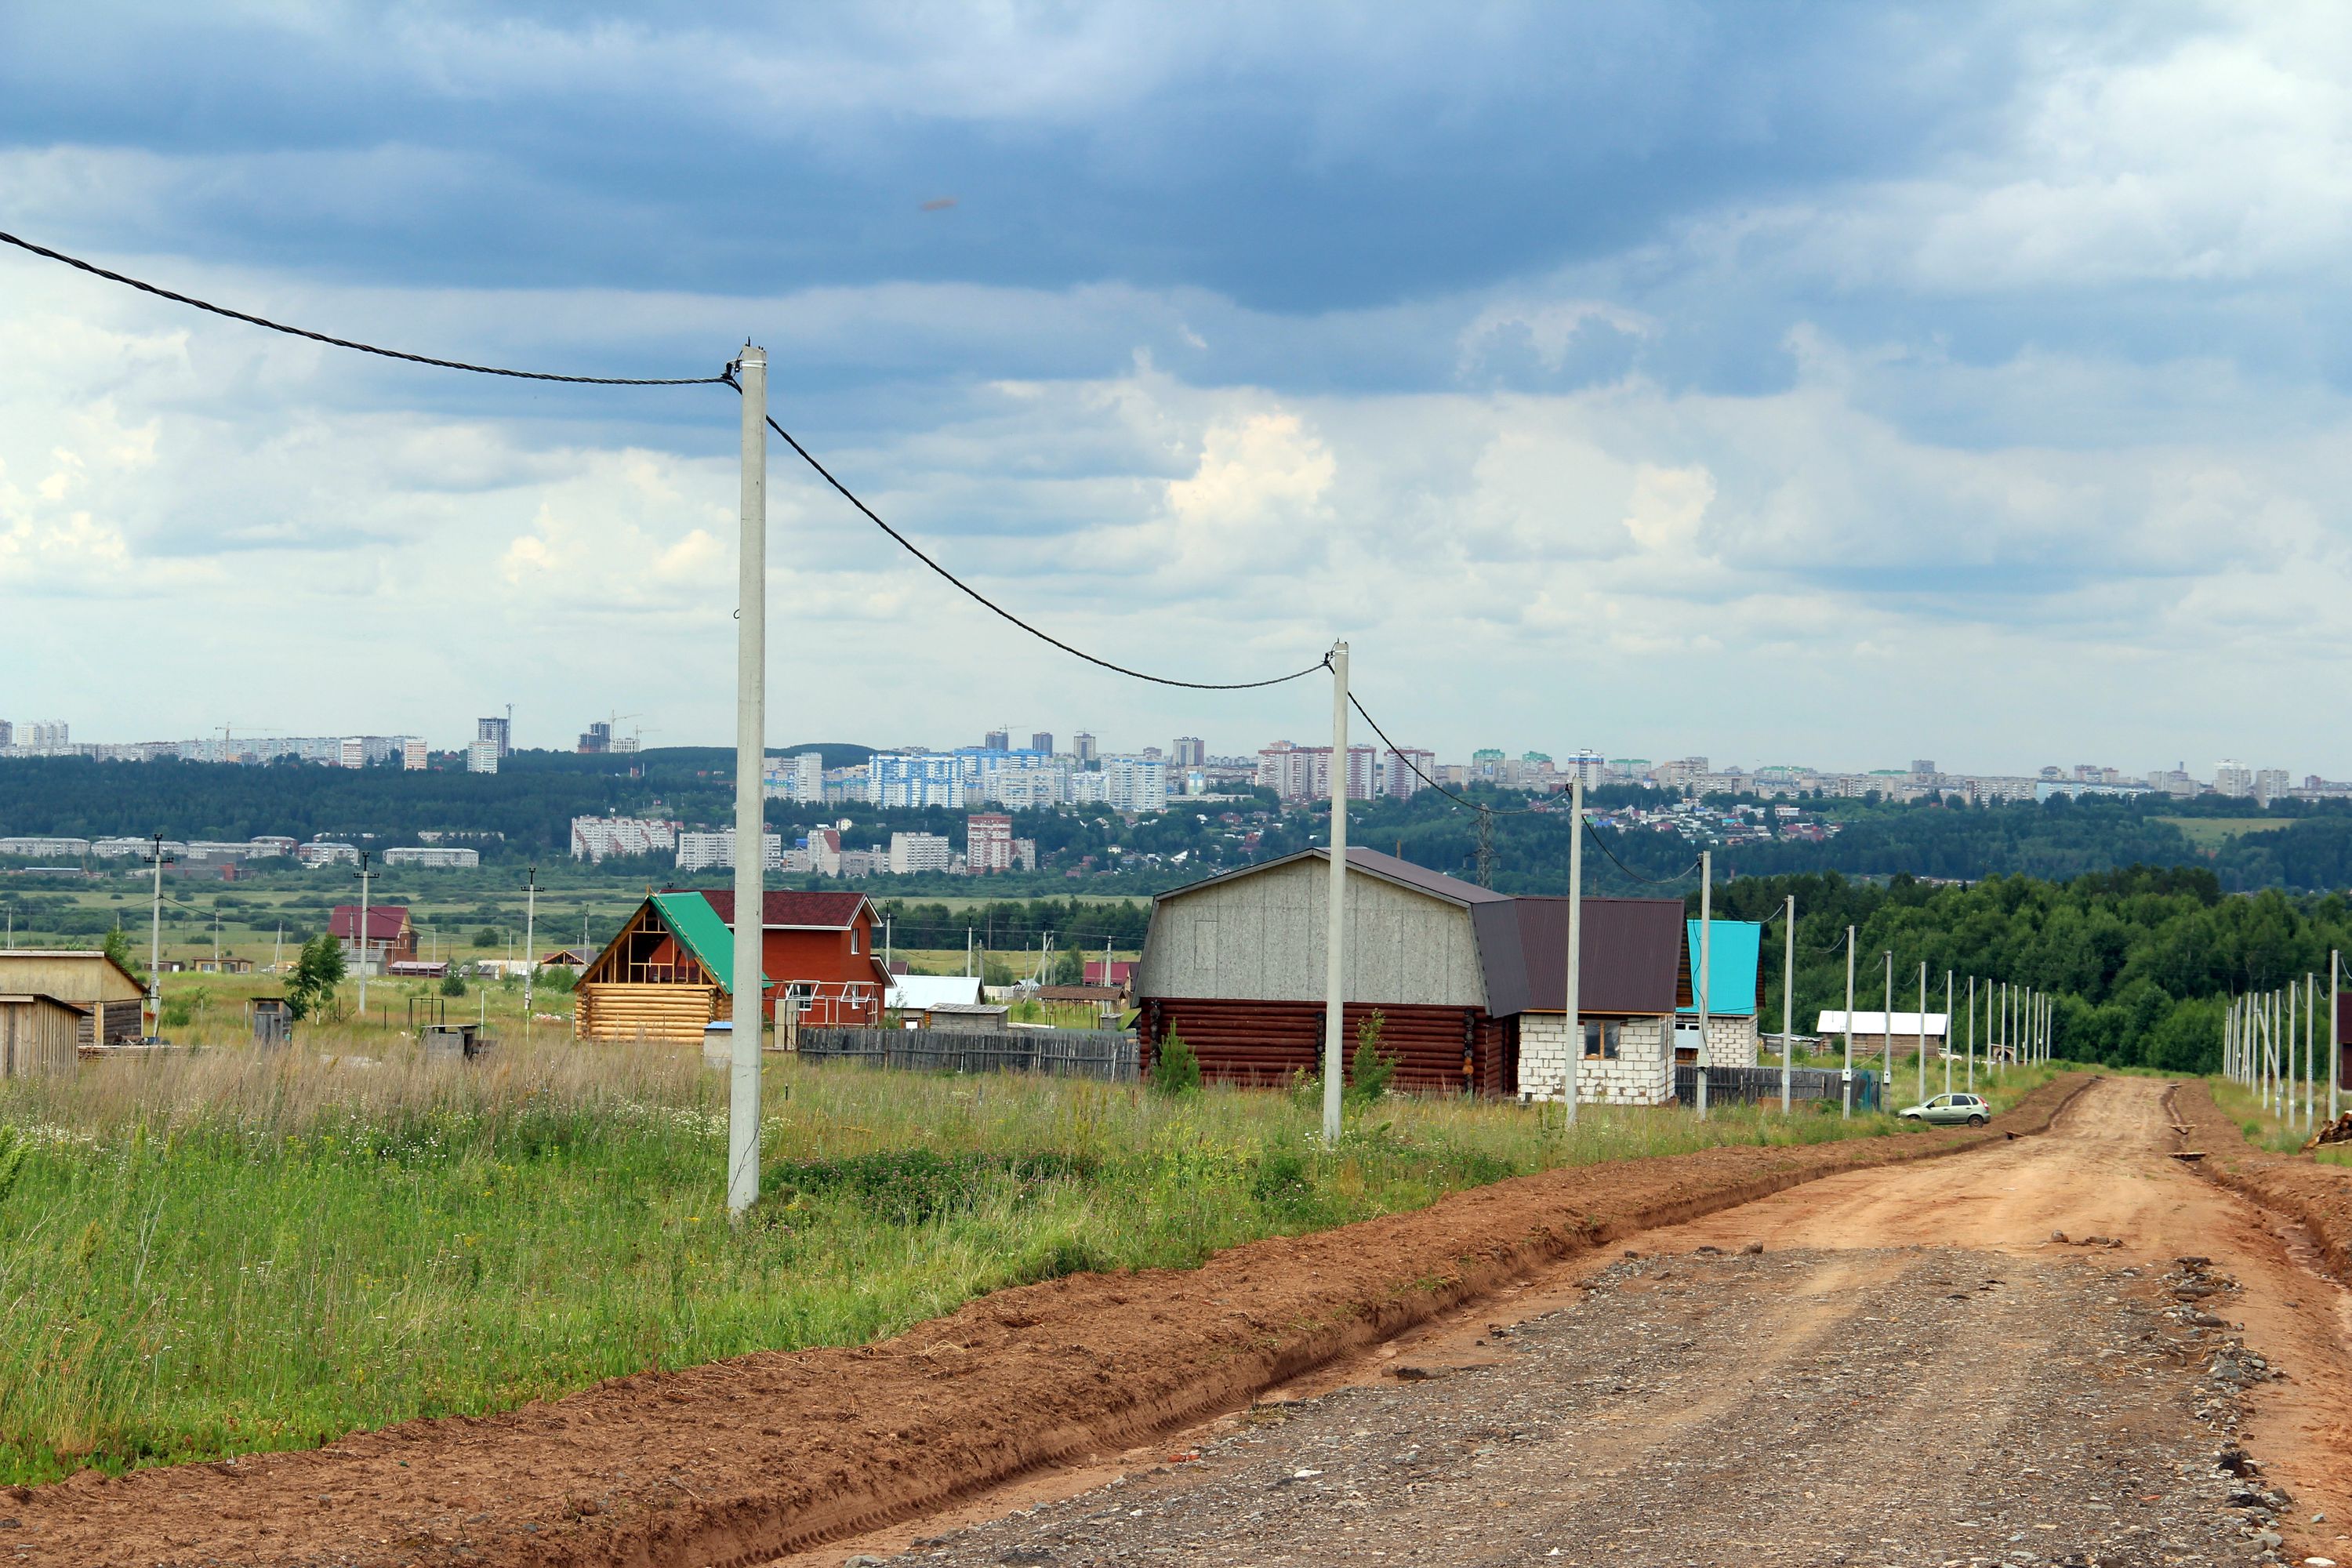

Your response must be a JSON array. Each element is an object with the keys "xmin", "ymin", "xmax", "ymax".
[
  {"xmin": 850, "ymin": 928, "xmax": 860, "ymax": 955},
  {"xmin": 1581, "ymin": 1021, "xmax": 1619, "ymax": 1060}
]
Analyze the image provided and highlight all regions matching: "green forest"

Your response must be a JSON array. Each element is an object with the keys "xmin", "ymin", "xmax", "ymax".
[
  {"xmin": 1712, "ymin": 865, "xmax": 2343, "ymax": 1076},
  {"xmin": 1345, "ymin": 787, "xmax": 2352, "ymax": 896}
]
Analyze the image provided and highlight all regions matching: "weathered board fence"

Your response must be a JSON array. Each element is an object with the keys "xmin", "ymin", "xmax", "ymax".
[
  {"xmin": 797, "ymin": 1025, "xmax": 1140, "ymax": 1083},
  {"xmin": 1673, "ymin": 1063, "xmax": 1880, "ymax": 1110}
]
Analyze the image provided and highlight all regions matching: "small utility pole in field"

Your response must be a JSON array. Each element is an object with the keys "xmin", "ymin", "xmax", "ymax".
[
  {"xmin": 522, "ymin": 864, "xmax": 539, "ymax": 1019},
  {"xmin": 1562, "ymin": 774, "xmax": 1583, "ymax": 1127},
  {"xmin": 354, "ymin": 849, "xmax": 372, "ymax": 1018},
  {"xmin": 1842, "ymin": 928, "xmax": 1856, "ymax": 1118},
  {"xmin": 1695, "ymin": 849, "xmax": 1712, "ymax": 1120},
  {"xmin": 1780, "ymin": 893, "xmax": 1795, "ymax": 1113},
  {"xmin": 1321, "ymin": 639, "xmax": 1350, "ymax": 1145}
]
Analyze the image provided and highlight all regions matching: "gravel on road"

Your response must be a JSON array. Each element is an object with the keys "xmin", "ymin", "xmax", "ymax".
[{"xmin": 888, "ymin": 1245, "xmax": 2292, "ymax": 1568}]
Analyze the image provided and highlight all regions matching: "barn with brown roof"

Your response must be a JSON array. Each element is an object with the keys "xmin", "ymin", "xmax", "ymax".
[{"xmin": 1134, "ymin": 848, "xmax": 1527, "ymax": 1096}]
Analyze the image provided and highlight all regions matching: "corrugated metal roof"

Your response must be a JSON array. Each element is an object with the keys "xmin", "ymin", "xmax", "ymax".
[
  {"xmin": 329, "ymin": 905, "xmax": 410, "ymax": 942},
  {"xmin": 1512, "ymin": 897, "xmax": 1686, "ymax": 1016},
  {"xmin": 648, "ymin": 891, "xmax": 765, "ymax": 994},
  {"xmin": 1679, "ymin": 919, "xmax": 1762, "ymax": 1018},
  {"xmin": 692, "ymin": 889, "xmax": 872, "ymax": 930},
  {"xmin": 1817, "ymin": 1011, "xmax": 1950, "ymax": 1035},
  {"xmin": 1152, "ymin": 847, "xmax": 1508, "ymax": 908}
]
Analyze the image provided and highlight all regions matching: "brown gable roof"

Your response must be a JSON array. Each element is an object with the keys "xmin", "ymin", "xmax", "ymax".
[
  {"xmin": 689, "ymin": 889, "xmax": 871, "ymax": 931},
  {"xmin": 1511, "ymin": 895, "xmax": 1688, "ymax": 1015},
  {"xmin": 329, "ymin": 905, "xmax": 411, "ymax": 942}
]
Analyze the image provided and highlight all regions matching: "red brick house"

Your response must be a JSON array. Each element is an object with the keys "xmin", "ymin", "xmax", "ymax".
[
  {"xmin": 575, "ymin": 888, "xmax": 891, "ymax": 1043},
  {"xmin": 330, "ymin": 905, "xmax": 416, "ymax": 967}
]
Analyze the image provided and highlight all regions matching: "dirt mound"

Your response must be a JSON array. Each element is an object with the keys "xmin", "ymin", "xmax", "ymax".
[
  {"xmin": 5, "ymin": 1075, "xmax": 2090, "ymax": 1568},
  {"xmin": 2173, "ymin": 1080, "xmax": 2352, "ymax": 1280}
]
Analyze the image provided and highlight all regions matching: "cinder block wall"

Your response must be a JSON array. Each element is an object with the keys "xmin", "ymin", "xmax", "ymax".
[{"xmin": 1520, "ymin": 1014, "xmax": 1671, "ymax": 1105}]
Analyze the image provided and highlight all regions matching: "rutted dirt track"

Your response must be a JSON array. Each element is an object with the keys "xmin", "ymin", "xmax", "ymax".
[
  {"xmin": 5, "ymin": 1081, "xmax": 2085, "ymax": 1567},
  {"xmin": 808, "ymin": 1078, "xmax": 2352, "ymax": 1568},
  {"xmin": 9, "ymin": 1075, "xmax": 2349, "ymax": 1567}
]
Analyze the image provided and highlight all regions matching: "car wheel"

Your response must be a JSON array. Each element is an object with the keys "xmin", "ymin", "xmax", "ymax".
[{"xmin": 1967, "ymin": 1113, "xmax": 1986, "ymax": 1127}]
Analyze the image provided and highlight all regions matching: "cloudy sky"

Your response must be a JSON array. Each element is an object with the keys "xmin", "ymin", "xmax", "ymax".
[{"xmin": 5, "ymin": 2, "xmax": 2350, "ymax": 778}]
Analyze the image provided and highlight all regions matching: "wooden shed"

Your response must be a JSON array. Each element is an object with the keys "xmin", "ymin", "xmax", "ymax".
[
  {"xmin": 0, "ymin": 949, "xmax": 145, "ymax": 1048},
  {"xmin": 1135, "ymin": 848, "xmax": 1525, "ymax": 1097},
  {"xmin": 0, "ymin": 994, "xmax": 86, "ymax": 1077}
]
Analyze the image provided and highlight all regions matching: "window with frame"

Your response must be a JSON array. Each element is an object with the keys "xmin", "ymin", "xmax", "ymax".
[{"xmin": 1581, "ymin": 1020, "xmax": 1620, "ymax": 1059}]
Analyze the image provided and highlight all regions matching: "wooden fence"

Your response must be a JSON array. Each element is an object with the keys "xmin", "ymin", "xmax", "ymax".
[
  {"xmin": 796, "ymin": 1025, "xmax": 1140, "ymax": 1083},
  {"xmin": 1673, "ymin": 1064, "xmax": 1881, "ymax": 1110}
]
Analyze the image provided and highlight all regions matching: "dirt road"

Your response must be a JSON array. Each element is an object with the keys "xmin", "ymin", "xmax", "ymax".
[{"xmin": 815, "ymin": 1079, "xmax": 2352, "ymax": 1568}]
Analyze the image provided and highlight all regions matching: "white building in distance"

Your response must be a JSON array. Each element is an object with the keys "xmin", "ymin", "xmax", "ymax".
[
  {"xmin": 570, "ymin": 815, "xmax": 680, "ymax": 862},
  {"xmin": 887, "ymin": 831, "xmax": 953, "ymax": 874},
  {"xmin": 383, "ymin": 846, "xmax": 480, "ymax": 869},
  {"xmin": 676, "ymin": 828, "xmax": 785, "ymax": 872}
]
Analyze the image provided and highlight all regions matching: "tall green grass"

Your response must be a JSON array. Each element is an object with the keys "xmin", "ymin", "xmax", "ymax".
[{"xmin": 0, "ymin": 1037, "xmax": 1966, "ymax": 1485}]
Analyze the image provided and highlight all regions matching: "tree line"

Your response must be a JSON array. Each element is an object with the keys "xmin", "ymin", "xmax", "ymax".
[{"xmin": 1708, "ymin": 865, "xmax": 2341, "ymax": 1075}]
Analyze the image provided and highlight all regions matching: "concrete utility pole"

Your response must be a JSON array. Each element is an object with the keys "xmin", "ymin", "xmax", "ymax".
[
  {"xmin": 1780, "ymin": 893, "xmax": 1795, "ymax": 1114},
  {"xmin": 1563, "ymin": 774, "xmax": 1583, "ymax": 1127},
  {"xmin": 1321, "ymin": 639, "xmax": 1350, "ymax": 1145},
  {"xmin": 2286, "ymin": 982, "xmax": 2298, "ymax": 1122},
  {"xmin": 1916, "ymin": 962, "xmax": 1927, "ymax": 1105},
  {"xmin": 147, "ymin": 832, "xmax": 166, "ymax": 1033},
  {"xmin": 1943, "ymin": 969, "xmax": 1953, "ymax": 1095},
  {"xmin": 2332, "ymin": 951, "xmax": 2341, "ymax": 1125},
  {"xmin": 354, "ymin": 849, "xmax": 372, "ymax": 1019},
  {"xmin": 2306, "ymin": 971, "xmax": 2317, "ymax": 1133},
  {"xmin": 1966, "ymin": 975, "xmax": 1976, "ymax": 1092},
  {"xmin": 1696, "ymin": 850, "xmax": 1712, "ymax": 1119},
  {"xmin": 728, "ymin": 342, "xmax": 768, "ymax": 1219},
  {"xmin": 1882, "ymin": 950, "xmax": 1894, "ymax": 1101},
  {"xmin": 522, "ymin": 865, "xmax": 539, "ymax": 1019},
  {"xmin": 1842, "ymin": 927, "xmax": 1856, "ymax": 1118}
]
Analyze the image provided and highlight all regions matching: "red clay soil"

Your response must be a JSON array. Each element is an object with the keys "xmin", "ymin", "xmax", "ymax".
[
  {"xmin": 2174, "ymin": 1079, "xmax": 2352, "ymax": 1279},
  {"xmin": 7, "ymin": 1074, "xmax": 2091, "ymax": 1568}
]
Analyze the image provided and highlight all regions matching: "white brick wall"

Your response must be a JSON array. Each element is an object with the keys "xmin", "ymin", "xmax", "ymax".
[{"xmin": 1521, "ymin": 1013, "xmax": 1673, "ymax": 1105}]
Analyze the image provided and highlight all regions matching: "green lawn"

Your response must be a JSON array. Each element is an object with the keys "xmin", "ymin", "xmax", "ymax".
[
  {"xmin": 2156, "ymin": 816, "xmax": 2294, "ymax": 849},
  {"xmin": 0, "ymin": 1034, "xmax": 1939, "ymax": 1486}
]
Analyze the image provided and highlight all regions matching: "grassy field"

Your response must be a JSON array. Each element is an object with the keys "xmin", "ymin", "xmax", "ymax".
[
  {"xmin": 2156, "ymin": 816, "xmax": 2295, "ymax": 849},
  {"xmin": 0, "ymin": 1029, "xmax": 2026, "ymax": 1487},
  {"xmin": 2207, "ymin": 1074, "xmax": 2351, "ymax": 1165}
]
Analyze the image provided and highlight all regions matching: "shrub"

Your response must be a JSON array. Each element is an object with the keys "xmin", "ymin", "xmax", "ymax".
[
  {"xmin": 284, "ymin": 934, "xmax": 346, "ymax": 1021},
  {"xmin": 472, "ymin": 927, "xmax": 500, "ymax": 949},
  {"xmin": 1345, "ymin": 1011, "xmax": 1396, "ymax": 1109},
  {"xmin": 1149, "ymin": 1029, "xmax": 1202, "ymax": 1097},
  {"xmin": 438, "ymin": 973, "xmax": 467, "ymax": 998}
]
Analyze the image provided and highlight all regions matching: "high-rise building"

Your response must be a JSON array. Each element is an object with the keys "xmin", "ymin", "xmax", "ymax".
[
  {"xmin": 0, "ymin": 721, "xmax": 12, "ymax": 748},
  {"xmin": 467, "ymin": 739, "xmax": 500, "ymax": 775},
  {"xmin": 570, "ymin": 815, "xmax": 680, "ymax": 861},
  {"xmin": 339, "ymin": 737, "xmax": 367, "ymax": 769},
  {"xmin": 26, "ymin": 721, "xmax": 68, "ymax": 753},
  {"xmin": 1029, "ymin": 731, "xmax": 1054, "ymax": 753},
  {"xmin": 1254, "ymin": 742, "xmax": 1374, "ymax": 803},
  {"xmin": 2254, "ymin": 768, "xmax": 2291, "ymax": 806},
  {"xmin": 983, "ymin": 728, "xmax": 1010, "ymax": 751},
  {"xmin": 578, "ymin": 720, "xmax": 612, "ymax": 754},
  {"xmin": 1563, "ymin": 749, "xmax": 1605, "ymax": 790},
  {"xmin": 1384, "ymin": 747, "xmax": 1437, "ymax": 800},
  {"xmin": 1073, "ymin": 731, "xmax": 1099, "ymax": 764},
  {"xmin": 1105, "ymin": 757, "xmax": 1169, "ymax": 813},
  {"xmin": 967, "ymin": 812, "xmax": 1014, "ymax": 873},
  {"xmin": 401, "ymin": 737, "xmax": 429, "ymax": 771},
  {"xmin": 1173, "ymin": 736, "xmax": 1206, "ymax": 769},
  {"xmin": 476, "ymin": 716, "xmax": 510, "ymax": 758},
  {"xmin": 676, "ymin": 828, "xmax": 783, "ymax": 873},
  {"xmin": 2213, "ymin": 760, "xmax": 2253, "ymax": 798}
]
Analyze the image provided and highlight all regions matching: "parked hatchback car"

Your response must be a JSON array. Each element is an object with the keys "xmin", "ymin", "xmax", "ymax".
[{"xmin": 1899, "ymin": 1091, "xmax": 1990, "ymax": 1127}]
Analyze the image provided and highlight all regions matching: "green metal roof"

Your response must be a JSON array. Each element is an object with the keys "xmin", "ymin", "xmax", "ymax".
[{"xmin": 649, "ymin": 891, "xmax": 768, "ymax": 995}]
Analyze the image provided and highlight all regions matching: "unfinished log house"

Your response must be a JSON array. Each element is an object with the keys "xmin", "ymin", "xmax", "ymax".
[{"xmin": 1134, "ymin": 848, "xmax": 1526, "ymax": 1096}]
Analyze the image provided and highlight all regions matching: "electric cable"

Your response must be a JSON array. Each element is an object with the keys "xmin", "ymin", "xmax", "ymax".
[
  {"xmin": 1, "ymin": 230, "xmax": 729, "ymax": 385},
  {"xmin": 1348, "ymin": 687, "xmax": 1700, "ymax": 886},
  {"xmin": 732, "ymin": 385, "xmax": 1328, "ymax": 692}
]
